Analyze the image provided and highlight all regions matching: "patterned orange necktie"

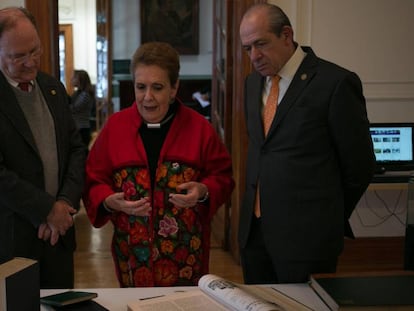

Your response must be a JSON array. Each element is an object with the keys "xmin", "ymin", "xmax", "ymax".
[
  {"xmin": 263, "ymin": 75, "xmax": 280, "ymax": 136},
  {"xmin": 254, "ymin": 75, "xmax": 280, "ymax": 218}
]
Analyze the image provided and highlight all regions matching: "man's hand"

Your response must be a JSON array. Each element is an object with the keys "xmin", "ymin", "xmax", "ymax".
[
  {"xmin": 37, "ymin": 223, "xmax": 60, "ymax": 246},
  {"xmin": 38, "ymin": 223, "xmax": 51, "ymax": 241},
  {"xmin": 46, "ymin": 200, "xmax": 77, "ymax": 236}
]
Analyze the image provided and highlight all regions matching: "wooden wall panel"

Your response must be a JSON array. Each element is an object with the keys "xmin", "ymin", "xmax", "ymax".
[
  {"xmin": 25, "ymin": 0, "xmax": 59, "ymax": 78},
  {"xmin": 228, "ymin": 0, "xmax": 259, "ymax": 261}
]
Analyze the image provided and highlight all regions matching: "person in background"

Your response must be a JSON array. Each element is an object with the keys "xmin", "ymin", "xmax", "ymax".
[
  {"xmin": 238, "ymin": 3, "xmax": 375, "ymax": 284},
  {"xmin": 0, "ymin": 7, "xmax": 86, "ymax": 288},
  {"xmin": 83, "ymin": 42, "xmax": 234, "ymax": 287},
  {"xmin": 70, "ymin": 69, "xmax": 95, "ymax": 149}
]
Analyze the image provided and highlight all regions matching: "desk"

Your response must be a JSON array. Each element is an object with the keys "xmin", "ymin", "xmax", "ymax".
[
  {"xmin": 40, "ymin": 284, "xmax": 330, "ymax": 311},
  {"xmin": 372, "ymin": 171, "xmax": 412, "ymax": 183}
]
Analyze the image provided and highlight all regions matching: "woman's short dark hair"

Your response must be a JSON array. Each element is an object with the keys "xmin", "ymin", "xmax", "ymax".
[{"xmin": 130, "ymin": 42, "xmax": 180, "ymax": 86}]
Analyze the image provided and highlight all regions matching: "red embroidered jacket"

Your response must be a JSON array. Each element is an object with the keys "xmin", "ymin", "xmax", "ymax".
[{"xmin": 83, "ymin": 103, "xmax": 234, "ymax": 287}]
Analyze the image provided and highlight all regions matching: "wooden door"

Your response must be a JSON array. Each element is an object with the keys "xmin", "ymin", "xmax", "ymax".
[
  {"xmin": 59, "ymin": 24, "xmax": 74, "ymax": 95},
  {"xmin": 211, "ymin": 0, "xmax": 262, "ymax": 260}
]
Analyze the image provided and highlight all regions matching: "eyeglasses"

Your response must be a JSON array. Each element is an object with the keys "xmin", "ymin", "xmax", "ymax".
[{"xmin": 5, "ymin": 46, "xmax": 43, "ymax": 65}]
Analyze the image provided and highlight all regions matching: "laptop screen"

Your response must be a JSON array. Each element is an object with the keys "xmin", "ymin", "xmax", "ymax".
[{"xmin": 370, "ymin": 123, "xmax": 414, "ymax": 171}]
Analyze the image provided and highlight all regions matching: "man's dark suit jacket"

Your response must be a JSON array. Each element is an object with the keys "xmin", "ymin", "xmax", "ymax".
[
  {"xmin": 0, "ymin": 71, "xmax": 85, "ymax": 263},
  {"xmin": 239, "ymin": 47, "xmax": 375, "ymax": 261}
]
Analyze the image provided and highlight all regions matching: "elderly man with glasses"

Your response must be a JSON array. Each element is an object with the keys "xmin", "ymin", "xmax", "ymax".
[{"xmin": 0, "ymin": 7, "xmax": 86, "ymax": 288}]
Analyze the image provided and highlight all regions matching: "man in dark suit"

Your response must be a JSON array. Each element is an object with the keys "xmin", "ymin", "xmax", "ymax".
[
  {"xmin": 0, "ymin": 7, "xmax": 85, "ymax": 288},
  {"xmin": 238, "ymin": 4, "xmax": 375, "ymax": 284}
]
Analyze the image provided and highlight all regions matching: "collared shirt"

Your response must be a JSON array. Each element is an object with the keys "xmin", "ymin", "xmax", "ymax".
[
  {"xmin": 263, "ymin": 46, "xmax": 307, "ymax": 107},
  {"xmin": 2, "ymin": 71, "xmax": 34, "ymax": 92}
]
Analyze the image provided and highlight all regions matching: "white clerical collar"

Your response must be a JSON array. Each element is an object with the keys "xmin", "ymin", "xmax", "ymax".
[{"xmin": 145, "ymin": 112, "xmax": 175, "ymax": 129}]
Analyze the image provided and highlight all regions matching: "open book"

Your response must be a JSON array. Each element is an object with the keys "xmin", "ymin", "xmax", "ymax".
[{"xmin": 127, "ymin": 274, "xmax": 313, "ymax": 311}]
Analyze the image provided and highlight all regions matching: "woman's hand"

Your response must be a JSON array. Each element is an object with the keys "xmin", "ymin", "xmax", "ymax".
[
  {"xmin": 168, "ymin": 181, "xmax": 208, "ymax": 208},
  {"xmin": 103, "ymin": 192, "xmax": 151, "ymax": 216}
]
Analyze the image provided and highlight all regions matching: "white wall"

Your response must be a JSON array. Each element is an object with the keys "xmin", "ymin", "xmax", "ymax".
[
  {"xmin": 59, "ymin": 0, "xmax": 97, "ymax": 84},
  {"xmin": 271, "ymin": 0, "xmax": 414, "ymax": 123},
  {"xmin": 111, "ymin": 0, "xmax": 140, "ymax": 61},
  {"xmin": 112, "ymin": 0, "xmax": 213, "ymax": 76}
]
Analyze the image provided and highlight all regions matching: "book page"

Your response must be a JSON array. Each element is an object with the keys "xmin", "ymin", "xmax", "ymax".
[
  {"xmin": 198, "ymin": 274, "xmax": 285, "ymax": 311},
  {"xmin": 127, "ymin": 290, "xmax": 228, "ymax": 311},
  {"xmin": 128, "ymin": 275, "xmax": 314, "ymax": 311},
  {"xmin": 308, "ymin": 275, "xmax": 337, "ymax": 310},
  {"xmin": 240, "ymin": 285, "xmax": 313, "ymax": 311}
]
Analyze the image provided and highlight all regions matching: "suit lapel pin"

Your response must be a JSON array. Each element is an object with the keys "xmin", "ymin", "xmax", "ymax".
[
  {"xmin": 301, "ymin": 73, "xmax": 307, "ymax": 81},
  {"xmin": 51, "ymin": 89, "xmax": 57, "ymax": 95}
]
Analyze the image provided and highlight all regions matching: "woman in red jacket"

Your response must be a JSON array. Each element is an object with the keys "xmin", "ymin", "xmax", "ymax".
[{"xmin": 83, "ymin": 42, "xmax": 234, "ymax": 287}]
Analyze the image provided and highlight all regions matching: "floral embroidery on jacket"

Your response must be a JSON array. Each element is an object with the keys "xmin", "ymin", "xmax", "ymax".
[{"xmin": 111, "ymin": 162, "xmax": 204, "ymax": 287}]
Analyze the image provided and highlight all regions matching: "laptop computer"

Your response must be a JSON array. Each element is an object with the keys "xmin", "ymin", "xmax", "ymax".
[{"xmin": 370, "ymin": 123, "xmax": 414, "ymax": 182}]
